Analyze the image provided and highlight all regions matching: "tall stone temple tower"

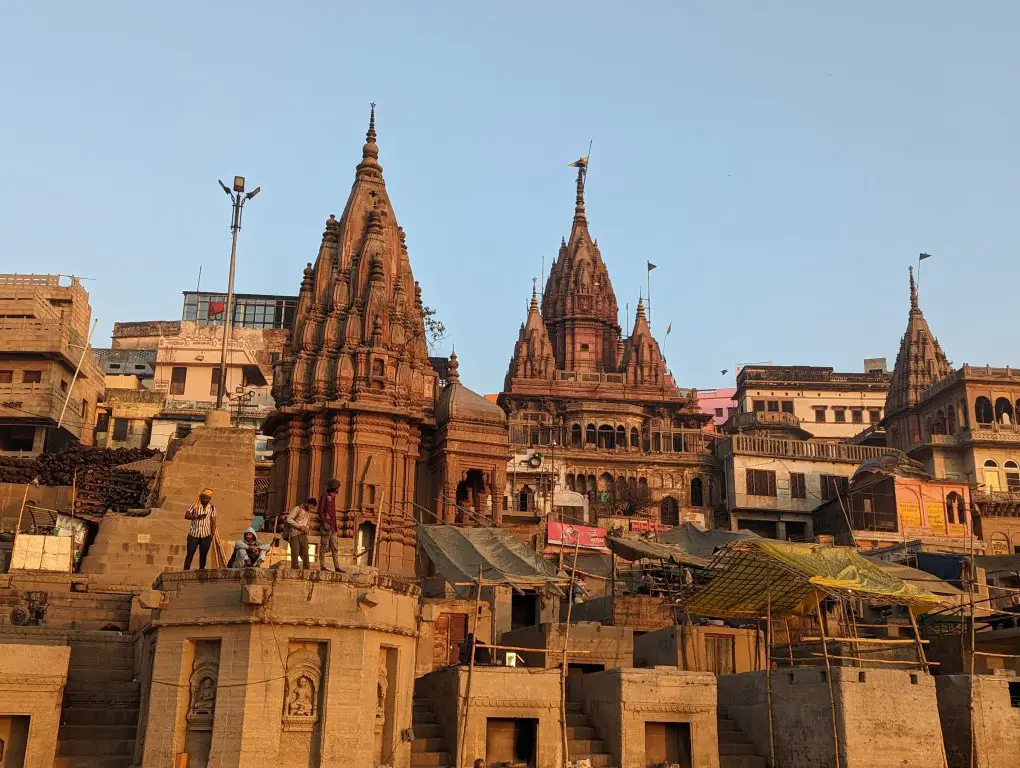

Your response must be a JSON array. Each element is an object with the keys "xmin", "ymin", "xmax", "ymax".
[{"xmin": 266, "ymin": 107, "xmax": 439, "ymax": 576}]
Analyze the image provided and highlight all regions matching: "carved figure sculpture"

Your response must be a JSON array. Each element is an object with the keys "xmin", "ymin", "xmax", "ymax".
[{"xmin": 288, "ymin": 675, "xmax": 315, "ymax": 717}]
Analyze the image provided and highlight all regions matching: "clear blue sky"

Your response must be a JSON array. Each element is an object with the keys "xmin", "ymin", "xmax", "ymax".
[{"xmin": 3, "ymin": 3, "xmax": 1018, "ymax": 395}]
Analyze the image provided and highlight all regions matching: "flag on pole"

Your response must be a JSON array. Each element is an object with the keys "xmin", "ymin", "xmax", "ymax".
[
  {"xmin": 666, "ymin": 323, "xmax": 672, "ymax": 335},
  {"xmin": 568, "ymin": 156, "xmax": 589, "ymax": 167},
  {"xmin": 919, "ymin": 252, "xmax": 932, "ymax": 260},
  {"xmin": 647, "ymin": 262, "xmax": 657, "ymax": 271}
]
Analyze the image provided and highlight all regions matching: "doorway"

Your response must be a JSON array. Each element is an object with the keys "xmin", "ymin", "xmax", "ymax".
[
  {"xmin": 434, "ymin": 612, "xmax": 468, "ymax": 667},
  {"xmin": 0, "ymin": 716, "xmax": 29, "ymax": 768},
  {"xmin": 644, "ymin": 721, "xmax": 692, "ymax": 768},
  {"xmin": 705, "ymin": 634, "xmax": 736, "ymax": 676},
  {"xmin": 511, "ymin": 591, "xmax": 539, "ymax": 631},
  {"xmin": 485, "ymin": 718, "xmax": 537, "ymax": 768},
  {"xmin": 356, "ymin": 521, "xmax": 376, "ymax": 566},
  {"xmin": 565, "ymin": 662, "xmax": 605, "ymax": 700}
]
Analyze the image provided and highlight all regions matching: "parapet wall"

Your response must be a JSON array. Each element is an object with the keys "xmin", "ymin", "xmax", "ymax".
[
  {"xmin": 718, "ymin": 668, "xmax": 948, "ymax": 768},
  {"xmin": 936, "ymin": 673, "xmax": 1020, "ymax": 768}
]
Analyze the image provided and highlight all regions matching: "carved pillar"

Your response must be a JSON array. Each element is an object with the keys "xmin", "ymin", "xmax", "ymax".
[
  {"xmin": 307, "ymin": 413, "xmax": 327, "ymax": 514},
  {"xmin": 285, "ymin": 418, "xmax": 306, "ymax": 513}
]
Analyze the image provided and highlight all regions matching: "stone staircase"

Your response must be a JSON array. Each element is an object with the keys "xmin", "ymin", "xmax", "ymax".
[
  {"xmin": 411, "ymin": 696, "xmax": 450, "ymax": 768},
  {"xmin": 566, "ymin": 697, "xmax": 614, "ymax": 768},
  {"xmin": 54, "ymin": 633, "xmax": 140, "ymax": 768},
  {"xmin": 718, "ymin": 707, "xmax": 766, "ymax": 768}
]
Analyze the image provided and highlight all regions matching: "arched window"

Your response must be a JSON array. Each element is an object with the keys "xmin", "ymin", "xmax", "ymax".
[
  {"xmin": 945, "ymin": 492, "xmax": 959, "ymax": 524},
  {"xmin": 995, "ymin": 397, "xmax": 1014, "ymax": 426},
  {"xmin": 660, "ymin": 496, "xmax": 680, "ymax": 527},
  {"xmin": 1006, "ymin": 461, "xmax": 1020, "ymax": 492},
  {"xmin": 651, "ymin": 433, "xmax": 661, "ymax": 452},
  {"xmin": 690, "ymin": 476, "xmax": 704, "ymax": 507},
  {"xmin": 598, "ymin": 473, "xmax": 615, "ymax": 501},
  {"xmin": 960, "ymin": 399, "xmax": 970, "ymax": 428},
  {"xmin": 990, "ymin": 532, "xmax": 1011, "ymax": 555},
  {"xmin": 957, "ymin": 494, "xmax": 967, "ymax": 524},
  {"xmin": 598, "ymin": 425, "xmax": 615, "ymax": 450},
  {"xmin": 570, "ymin": 424, "xmax": 582, "ymax": 448},
  {"xmin": 576, "ymin": 475, "xmax": 587, "ymax": 494},
  {"xmin": 617, "ymin": 475, "xmax": 627, "ymax": 495},
  {"xmin": 615, "ymin": 426, "xmax": 626, "ymax": 448},
  {"xmin": 566, "ymin": 474, "xmax": 576, "ymax": 492},
  {"xmin": 627, "ymin": 476, "xmax": 637, "ymax": 491},
  {"xmin": 924, "ymin": 417, "xmax": 934, "ymax": 439},
  {"xmin": 933, "ymin": 410, "xmax": 947, "ymax": 435},
  {"xmin": 585, "ymin": 424, "xmax": 597, "ymax": 445},
  {"xmin": 975, "ymin": 397, "xmax": 994, "ymax": 425},
  {"xmin": 673, "ymin": 433, "xmax": 685, "ymax": 452},
  {"xmin": 947, "ymin": 405, "xmax": 957, "ymax": 434},
  {"xmin": 356, "ymin": 521, "xmax": 376, "ymax": 566},
  {"xmin": 983, "ymin": 459, "xmax": 1001, "ymax": 492},
  {"xmin": 630, "ymin": 427, "xmax": 639, "ymax": 449},
  {"xmin": 638, "ymin": 477, "xmax": 648, "ymax": 491},
  {"xmin": 518, "ymin": 484, "xmax": 535, "ymax": 513}
]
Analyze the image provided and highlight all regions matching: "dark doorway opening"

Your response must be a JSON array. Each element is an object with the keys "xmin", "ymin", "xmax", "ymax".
[
  {"xmin": 738, "ymin": 519, "xmax": 778, "ymax": 539},
  {"xmin": 0, "ymin": 715, "xmax": 30, "ymax": 768},
  {"xmin": 565, "ymin": 662, "xmax": 605, "ymax": 699},
  {"xmin": 644, "ymin": 721, "xmax": 692, "ymax": 768},
  {"xmin": 511, "ymin": 591, "xmax": 539, "ymax": 631},
  {"xmin": 784, "ymin": 521, "xmax": 808, "ymax": 542},
  {"xmin": 486, "ymin": 717, "xmax": 538, "ymax": 768}
]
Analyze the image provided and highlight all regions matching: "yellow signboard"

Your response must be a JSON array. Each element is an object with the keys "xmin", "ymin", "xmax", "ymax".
[
  {"xmin": 927, "ymin": 502, "xmax": 948, "ymax": 536},
  {"xmin": 947, "ymin": 524, "xmax": 968, "ymax": 539},
  {"xmin": 898, "ymin": 502, "xmax": 922, "ymax": 529}
]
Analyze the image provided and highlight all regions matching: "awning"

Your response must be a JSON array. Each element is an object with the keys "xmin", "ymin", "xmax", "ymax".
[
  {"xmin": 974, "ymin": 554, "xmax": 1020, "ymax": 573},
  {"xmin": 866, "ymin": 558, "xmax": 965, "ymax": 600},
  {"xmin": 417, "ymin": 525, "xmax": 567, "ymax": 595},
  {"xmin": 606, "ymin": 535, "xmax": 709, "ymax": 567},
  {"xmin": 683, "ymin": 539, "xmax": 943, "ymax": 619},
  {"xmin": 658, "ymin": 522, "xmax": 758, "ymax": 561},
  {"xmin": 554, "ymin": 490, "xmax": 586, "ymax": 507}
]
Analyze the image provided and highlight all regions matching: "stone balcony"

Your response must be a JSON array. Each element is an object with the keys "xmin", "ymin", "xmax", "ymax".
[{"xmin": 720, "ymin": 434, "xmax": 897, "ymax": 463}]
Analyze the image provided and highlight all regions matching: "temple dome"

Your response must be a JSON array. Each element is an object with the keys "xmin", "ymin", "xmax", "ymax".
[{"xmin": 436, "ymin": 382, "xmax": 506, "ymax": 426}]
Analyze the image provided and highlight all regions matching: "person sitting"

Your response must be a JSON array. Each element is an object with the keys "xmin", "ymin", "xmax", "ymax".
[
  {"xmin": 639, "ymin": 570, "xmax": 655, "ymax": 595},
  {"xmin": 229, "ymin": 527, "xmax": 270, "ymax": 568},
  {"xmin": 458, "ymin": 633, "xmax": 491, "ymax": 666}
]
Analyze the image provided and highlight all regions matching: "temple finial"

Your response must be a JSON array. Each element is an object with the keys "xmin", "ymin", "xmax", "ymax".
[
  {"xmin": 367, "ymin": 102, "xmax": 376, "ymax": 143},
  {"xmin": 448, "ymin": 350, "xmax": 460, "ymax": 384},
  {"xmin": 909, "ymin": 265, "xmax": 918, "ymax": 312},
  {"xmin": 570, "ymin": 156, "xmax": 588, "ymax": 223},
  {"xmin": 530, "ymin": 277, "xmax": 539, "ymax": 311},
  {"xmin": 357, "ymin": 102, "xmax": 381, "ymax": 176}
]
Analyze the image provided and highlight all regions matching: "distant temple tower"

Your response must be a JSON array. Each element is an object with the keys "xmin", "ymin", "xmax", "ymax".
[{"xmin": 266, "ymin": 107, "xmax": 439, "ymax": 575}]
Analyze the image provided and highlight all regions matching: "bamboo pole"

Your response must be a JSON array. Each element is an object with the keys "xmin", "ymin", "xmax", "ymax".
[
  {"xmin": 784, "ymin": 618, "xmax": 796, "ymax": 666},
  {"xmin": 808, "ymin": 653, "xmax": 940, "ymax": 666},
  {"xmin": 560, "ymin": 531, "xmax": 582, "ymax": 768},
  {"xmin": 766, "ymin": 585, "xmax": 776, "ymax": 768},
  {"xmin": 968, "ymin": 524, "xmax": 977, "ymax": 768},
  {"xmin": 457, "ymin": 565, "xmax": 483, "ymax": 768},
  {"xmin": 817, "ymin": 596, "xmax": 842, "ymax": 768},
  {"xmin": 907, "ymin": 607, "xmax": 929, "ymax": 670},
  {"xmin": 69, "ymin": 471, "xmax": 77, "ymax": 573},
  {"xmin": 12, "ymin": 481, "xmax": 32, "ymax": 553}
]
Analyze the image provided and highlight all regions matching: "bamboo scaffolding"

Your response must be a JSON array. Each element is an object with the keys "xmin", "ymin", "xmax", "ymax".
[
  {"xmin": 560, "ymin": 532, "xmax": 581, "ymax": 768},
  {"xmin": 817, "ymin": 597, "xmax": 843, "ymax": 768},
  {"xmin": 456, "ymin": 565, "xmax": 483, "ymax": 768}
]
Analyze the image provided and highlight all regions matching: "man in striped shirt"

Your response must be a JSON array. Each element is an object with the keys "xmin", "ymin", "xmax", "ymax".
[{"xmin": 184, "ymin": 487, "xmax": 217, "ymax": 570}]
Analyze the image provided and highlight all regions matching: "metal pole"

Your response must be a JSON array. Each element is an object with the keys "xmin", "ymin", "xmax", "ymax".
[
  {"xmin": 968, "ymin": 522, "xmax": 977, "ymax": 768},
  {"xmin": 766, "ymin": 585, "xmax": 776, "ymax": 768},
  {"xmin": 57, "ymin": 317, "xmax": 99, "ymax": 431},
  {"xmin": 817, "ymin": 596, "xmax": 842, "ymax": 768},
  {"xmin": 457, "ymin": 564, "xmax": 483, "ymax": 768},
  {"xmin": 216, "ymin": 195, "xmax": 243, "ymax": 410},
  {"xmin": 561, "ymin": 530, "xmax": 581, "ymax": 768}
]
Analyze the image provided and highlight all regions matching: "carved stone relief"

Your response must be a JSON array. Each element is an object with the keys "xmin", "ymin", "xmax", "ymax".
[{"xmin": 282, "ymin": 646, "xmax": 323, "ymax": 732}]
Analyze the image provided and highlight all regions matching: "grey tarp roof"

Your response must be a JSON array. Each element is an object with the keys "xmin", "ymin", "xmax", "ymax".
[
  {"xmin": 606, "ymin": 535, "xmax": 704, "ymax": 566},
  {"xmin": 417, "ymin": 525, "xmax": 568, "ymax": 594},
  {"xmin": 607, "ymin": 524, "xmax": 758, "ymax": 568},
  {"xmin": 974, "ymin": 554, "xmax": 1020, "ymax": 573}
]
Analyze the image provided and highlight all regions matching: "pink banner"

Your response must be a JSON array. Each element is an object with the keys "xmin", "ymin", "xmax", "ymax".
[{"xmin": 547, "ymin": 521, "xmax": 608, "ymax": 551}]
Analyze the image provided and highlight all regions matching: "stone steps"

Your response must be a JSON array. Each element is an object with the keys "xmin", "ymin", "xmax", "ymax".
[
  {"xmin": 54, "ymin": 757, "xmax": 134, "ymax": 768},
  {"xmin": 718, "ymin": 714, "xmax": 766, "ymax": 768},
  {"xmin": 565, "ymin": 697, "xmax": 615, "ymax": 768},
  {"xmin": 412, "ymin": 697, "xmax": 450, "ymax": 768}
]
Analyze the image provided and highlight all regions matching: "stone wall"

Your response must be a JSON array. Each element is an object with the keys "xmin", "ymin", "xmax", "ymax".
[
  {"xmin": 936, "ymin": 674, "xmax": 1020, "ymax": 768},
  {"xmin": 138, "ymin": 568, "xmax": 418, "ymax": 768},
  {"xmin": 578, "ymin": 668, "xmax": 719, "ymax": 768},
  {"xmin": 414, "ymin": 665, "xmax": 564, "ymax": 768},
  {"xmin": 634, "ymin": 624, "xmax": 765, "ymax": 674},
  {"xmin": 499, "ymin": 621, "xmax": 633, "ymax": 669},
  {"xmin": 718, "ymin": 668, "xmax": 948, "ymax": 768},
  {"xmin": 0, "ymin": 643, "xmax": 70, "ymax": 768}
]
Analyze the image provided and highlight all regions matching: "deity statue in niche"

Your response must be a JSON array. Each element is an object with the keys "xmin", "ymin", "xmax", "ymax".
[
  {"xmin": 288, "ymin": 675, "xmax": 315, "ymax": 717},
  {"xmin": 376, "ymin": 656, "xmax": 389, "ymax": 720},
  {"xmin": 192, "ymin": 676, "xmax": 216, "ymax": 715}
]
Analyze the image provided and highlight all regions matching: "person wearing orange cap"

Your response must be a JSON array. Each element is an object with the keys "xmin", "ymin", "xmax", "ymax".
[{"xmin": 184, "ymin": 487, "xmax": 217, "ymax": 570}]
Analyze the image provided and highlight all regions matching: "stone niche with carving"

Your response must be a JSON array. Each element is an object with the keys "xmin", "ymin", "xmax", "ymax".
[
  {"xmin": 183, "ymin": 639, "xmax": 221, "ymax": 768},
  {"xmin": 280, "ymin": 642, "xmax": 327, "ymax": 765}
]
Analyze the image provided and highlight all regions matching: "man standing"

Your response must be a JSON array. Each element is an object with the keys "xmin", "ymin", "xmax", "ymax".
[
  {"xmin": 184, "ymin": 488, "xmax": 217, "ymax": 570},
  {"xmin": 317, "ymin": 479, "xmax": 343, "ymax": 572},
  {"xmin": 285, "ymin": 498, "xmax": 314, "ymax": 569}
]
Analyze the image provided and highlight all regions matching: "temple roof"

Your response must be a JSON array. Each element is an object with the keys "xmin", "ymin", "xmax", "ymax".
[
  {"xmin": 884, "ymin": 267, "xmax": 952, "ymax": 417},
  {"xmin": 437, "ymin": 352, "xmax": 507, "ymax": 425}
]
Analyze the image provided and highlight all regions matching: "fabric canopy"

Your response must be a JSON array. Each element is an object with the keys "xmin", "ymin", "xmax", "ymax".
[
  {"xmin": 683, "ymin": 539, "xmax": 943, "ymax": 619},
  {"xmin": 657, "ymin": 522, "xmax": 757, "ymax": 561},
  {"xmin": 606, "ymin": 535, "xmax": 710, "ymax": 567},
  {"xmin": 974, "ymin": 554, "xmax": 1020, "ymax": 573},
  {"xmin": 417, "ymin": 525, "xmax": 567, "ymax": 594}
]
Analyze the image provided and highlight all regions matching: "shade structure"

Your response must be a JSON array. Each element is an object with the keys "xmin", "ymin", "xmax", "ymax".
[
  {"xmin": 606, "ymin": 535, "xmax": 708, "ymax": 567},
  {"xmin": 416, "ymin": 525, "xmax": 567, "ymax": 596},
  {"xmin": 682, "ymin": 539, "xmax": 943, "ymax": 619}
]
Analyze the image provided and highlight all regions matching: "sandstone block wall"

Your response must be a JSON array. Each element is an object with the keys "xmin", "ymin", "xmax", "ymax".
[
  {"xmin": 719, "ymin": 668, "xmax": 948, "ymax": 768},
  {"xmin": 936, "ymin": 674, "xmax": 1020, "ymax": 768},
  {"xmin": 578, "ymin": 668, "xmax": 719, "ymax": 768},
  {"xmin": 499, "ymin": 621, "xmax": 633, "ymax": 670},
  {"xmin": 634, "ymin": 625, "xmax": 765, "ymax": 674},
  {"xmin": 0, "ymin": 643, "xmax": 70, "ymax": 768},
  {"xmin": 80, "ymin": 425, "xmax": 255, "ymax": 590}
]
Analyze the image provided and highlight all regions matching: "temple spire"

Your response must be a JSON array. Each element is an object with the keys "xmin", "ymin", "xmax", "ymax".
[
  {"xmin": 530, "ymin": 277, "xmax": 539, "ymax": 311},
  {"xmin": 357, "ymin": 102, "xmax": 382, "ymax": 178},
  {"xmin": 573, "ymin": 157, "xmax": 588, "ymax": 223},
  {"xmin": 448, "ymin": 349, "xmax": 460, "ymax": 384}
]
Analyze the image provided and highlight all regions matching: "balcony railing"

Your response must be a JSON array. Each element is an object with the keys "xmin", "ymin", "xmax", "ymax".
[
  {"xmin": 724, "ymin": 411, "xmax": 802, "ymax": 431},
  {"xmin": 723, "ymin": 435, "xmax": 897, "ymax": 463}
]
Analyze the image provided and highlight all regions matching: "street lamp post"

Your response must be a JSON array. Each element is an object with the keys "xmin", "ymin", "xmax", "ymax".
[{"xmin": 215, "ymin": 176, "xmax": 260, "ymax": 410}]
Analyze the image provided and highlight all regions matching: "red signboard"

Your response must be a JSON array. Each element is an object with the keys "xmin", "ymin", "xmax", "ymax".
[
  {"xmin": 547, "ymin": 521, "xmax": 608, "ymax": 551},
  {"xmin": 628, "ymin": 520, "xmax": 672, "ymax": 534}
]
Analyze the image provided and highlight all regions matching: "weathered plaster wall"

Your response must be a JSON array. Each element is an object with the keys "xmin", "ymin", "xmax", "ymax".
[
  {"xmin": 634, "ymin": 625, "xmax": 765, "ymax": 673},
  {"xmin": 936, "ymin": 674, "xmax": 1020, "ymax": 768},
  {"xmin": 719, "ymin": 668, "xmax": 948, "ymax": 768},
  {"xmin": 499, "ymin": 621, "xmax": 633, "ymax": 669},
  {"xmin": 0, "ymin": 644, "xmax": 70, "ymax": 768}
]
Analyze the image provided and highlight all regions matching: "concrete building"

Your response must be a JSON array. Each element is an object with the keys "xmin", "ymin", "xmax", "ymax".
[
  {"xmin": 0, "ymin": 274, "xmax": 103, "ymax": 455},
  {"xmin": 731, "ymin": 362, "xmax": 890, "ymax": 441},
  {"xmin": 697, "ymin": 387, "xmax": 738, "ymax": 428}
]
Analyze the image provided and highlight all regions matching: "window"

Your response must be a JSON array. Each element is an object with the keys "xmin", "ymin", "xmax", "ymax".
[
  {"xmin": 752, "ymin": 400, "xmax": 766, "ymax": 412},
  {"xmin": 781, "ymin": 401, "xmax": 794, "ymax": 414},
  {"xmin": 851, "ymin": 409, "xmax": 863, "ymax": 423},
  {"xmin": 134, "ymin": 364, "xmax": 146, "ymax": 370},
  {"xmin": 109, "ymin": 363, "xmax": 122, "ymax": 369},
  {"xmin": 766, "ymin": 400, "xmax": 779, "ymax": 413},
  {"xmin": 976, "ymin": 397, "xmax": 994, "ymax": 425},
  {"xmin": 714, "ymin": 408, "xmax": 724, "ymax": 417},
  {"xmin": 112, "ymin": 419, "xmax": 129, "ymax": 441},
  {"xmin": 175, "ymin": 423, "xmax": 193, "ymax": 439},
  {"xmin": 210, "ymin": 368, "xmax": 222, "ymax": 397},
  {"xmin": 0, "ymin": 370, "xmax": 12, "ymax": 383},
  {"xmin": 984, "ymin": 460, "xmax": 1001, "ymax": 492},
  {"xmin": 95, "ymin": 412, "xmax": 110, "ymax": 433},
  {"xmin": 59, "ymin": 379, "xmax": 68, "ymax": 392},
  {"xmin": 22, "ymin": 370, "xmax": 42, "ymax": 384},
  {"xmin": 833, "ymin": 409, "xmax": 846, "ymax": 423},
  {"xmin": 727, "ymin": 407, "xmax": 738, "ymax": 417},
  {"xmin": 690, "ymin": 477, "xmax": 704, "ymax": 506},
  {"xmin": 820, "ymin": 475, "xmax": 849, "ymax": 501},
  {"xmin": 746, "ymin": 469, "xmax": 777, "ymax": 497},
  {"xmin": 869, "ymin": 409, "xmax": 881, "ymax": 423},
  {"xmin": 790, "ymin": 473, "xmax": 806, "ymax": 499},
  {"xmin": 814, "ymin": 407, "xmax": 826, "ymax": 423},
  {"xmin": 579, "ymin": 343, "xmax": 590, "ymax": 351},
  {"xmin": 1006, "ymin": 461, "xmax": 1020, "ymax": 492},
  {"xmin": 170, "ymin": 367, "xmax": 187, "ymax": 396}
]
